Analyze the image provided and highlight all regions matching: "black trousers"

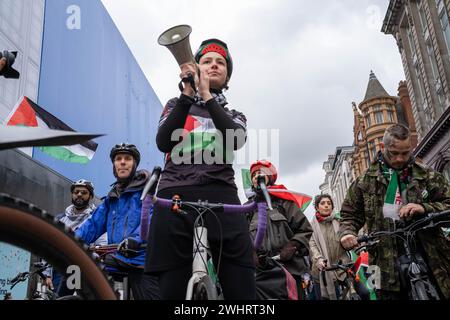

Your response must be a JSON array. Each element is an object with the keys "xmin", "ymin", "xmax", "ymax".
[
  {"xmin": 146, "ymin": 183, "xmax": 255, "ymax": 300},
  {"xmin": 104, "ymin": 254, "xmax": 161, "ymax": 300},
  {"xmin": 157, "ymin": 260, "xmax": 255, "ymax": 300},
  {"xmin": 128, "ymin": 270, "xmax": 160, "ymax": 300}
]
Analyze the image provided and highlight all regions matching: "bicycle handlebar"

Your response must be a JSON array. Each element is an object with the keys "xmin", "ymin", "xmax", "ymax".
[
  {"xmin": 427, "ymin": 209, "xmax": 450, "ymax": 220},
  {"xmin": 324, "ymin": 260, "xmax": 354, "ymax": 272},
  {"xmin": 140, "ymin": 166, "xmax": 162, "ymax": 201},
  {"xmin": 140, "ymin": 166, "xmax": 269, "ymax": 250},
  {"xmin": 10, "ymin": 272, "xmax": 29, "ymax": 289},
  {"xmin": 357, "ymin": 208, "xmax": 450, "ymax": 244},
  {"xmin": 149, "ymin": 196, "xmax": 268, "ymax": 248}
]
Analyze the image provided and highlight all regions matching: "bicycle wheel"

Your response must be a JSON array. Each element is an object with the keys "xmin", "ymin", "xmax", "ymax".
[
  {"xmin": 412, "ymin": 280, "xmax": 440, "ymax": 300},
  {"xmin": 192, "ymin": 276, "xmax": 219, "ymax": 300},
  {"xmin": 0, "ymin": 193, "xmax": 116, "ymax": 300},
  {"xmin": 349, "ymin": 292, "xmax": 361, "ymax": 300}
]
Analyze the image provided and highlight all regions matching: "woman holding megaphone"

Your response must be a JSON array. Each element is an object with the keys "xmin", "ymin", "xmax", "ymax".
[{"xmin": 145, "ymin": 36, "xmax": 255, "ymax": 300}]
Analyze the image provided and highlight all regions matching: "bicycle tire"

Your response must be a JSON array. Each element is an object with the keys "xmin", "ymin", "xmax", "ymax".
[
  {"xmin": 0, "ymin": 193, "xmax": 117, "ymax": 300},
  {"xmin": 412, "ymin": 279, "xmax": 440, "ymax": 300},
  {"xmin": 192, "ymin": 276, "xmax": 219, "ymax": 300},
  {"xmin": 56, "ymin": 295, "xmax": 84, "ymax": 300},
  {"xmin": 349, "ymin": 293, "xmax": 361, "ymax": 300},
  {"xmin": 412, "ymin": 280, "xmax": 429, "ymax": 300}
]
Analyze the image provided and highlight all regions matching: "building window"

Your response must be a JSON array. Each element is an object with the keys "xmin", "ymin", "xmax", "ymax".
[
  {"xmin": 436, "ymin": 83, "xmax": 447, "ymax": 116},
  {"xmin": 435, "ymin": 0, "xmax": 450, "ymax": 54},
  {"xmin": 365, "ymin": 114, "xmax": 372, "ymax": 127},
  {"xmin": 417, "ymin": 1, "xmax": 428, "ymax": 34},
  {"xmin": 371, "ymin": 145, "xmax": 377, "ymax": 159},
  {"xmin": 406, "ymin": 26, "xmax": 418, "ymax": 57},
  {"xmin": 387, "ymin": 110, "xmax": 395, "ymax": 122},
  {"xmin": 375, "ymin": 111, "xmax": 384, "ymax": 124},
  {"xmin": 414, "ymin": 63, "xmax": 427, "ymax": 106},
  {"xmin": 421, "ymin": 13, "xmax": 446, "ymax": 116}
]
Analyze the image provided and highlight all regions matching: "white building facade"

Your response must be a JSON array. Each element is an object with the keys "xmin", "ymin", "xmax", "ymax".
[
  {"xmin": 321, "ymin": 146, "xmax": 355, "ymax": 212},
  {"xmin": 0, "ymin": 0, "xmax": 44, "ymax": 121}
]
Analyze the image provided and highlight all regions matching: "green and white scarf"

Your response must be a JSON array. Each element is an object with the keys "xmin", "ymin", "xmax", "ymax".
[{"xmin": 382, "ymin": 165, "xmax": 408, "ymax": 220}]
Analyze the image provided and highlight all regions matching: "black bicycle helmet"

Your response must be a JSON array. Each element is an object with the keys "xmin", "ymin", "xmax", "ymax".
[
  {"xmin": 195, "ymin": 38, "xmax": 233, "ymax": 80},
  {"xmin": 71, "ymin": 179, "xmax": 95, "ymax": 197},
  {"xmin": 110, "ymin": 143, "xmax": 141, "ymax": 166}
]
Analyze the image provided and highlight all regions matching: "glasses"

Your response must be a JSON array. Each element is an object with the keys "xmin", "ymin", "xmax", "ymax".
[{"xmin": 72, "ymin": 190, "xmax": 89, "ymax": 196}]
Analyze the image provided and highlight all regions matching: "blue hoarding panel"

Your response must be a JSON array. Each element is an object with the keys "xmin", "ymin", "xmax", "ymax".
[
  {"xmin": 0, "ymin": 244, "xmax": 31, "ymax": 300},
  {"xmin": 37, "ymin": 0, "xmax": 163, "ymax": 197}
]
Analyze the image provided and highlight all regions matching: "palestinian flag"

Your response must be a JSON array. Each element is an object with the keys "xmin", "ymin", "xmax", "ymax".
[
  {"xmin": 242, "ymin": 168, "xmax": 256, "ymax": 198},
  {"xmin": 5, "ymin": 96, "xmax": 98, "ymax": 164},
  {"xmin": 241, "ymin": 169, "xmax": 312, "ymax": 211},
  {"xmin": 171, "ymin": 114, "xmax": 233, "ymax": 164},
  {"xmin": 382, "ymin": 168, "xmax": 403, "ymax": 220},
  {"xmin": 350, "ymin": 250, "xmax": 377, "ymax": 300},
  {"xmin": 267, "ymin": 185, "xmax": 312, "ymax": 212}
]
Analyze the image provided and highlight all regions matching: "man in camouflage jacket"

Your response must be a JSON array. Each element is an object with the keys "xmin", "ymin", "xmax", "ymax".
[{"xmin": 339, "ymin": 124, "xmax": 450, "ymax": 300}]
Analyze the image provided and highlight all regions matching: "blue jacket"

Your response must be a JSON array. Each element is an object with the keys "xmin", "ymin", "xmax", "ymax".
[{"xmin": 75, "ymin": 170, "xmax": 151, "ymax": 268}]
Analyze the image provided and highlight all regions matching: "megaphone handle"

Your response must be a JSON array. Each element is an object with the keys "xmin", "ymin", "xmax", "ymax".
[{"xmin": 178, "ymin": 74, "xmax": 197, "ymax": 94}]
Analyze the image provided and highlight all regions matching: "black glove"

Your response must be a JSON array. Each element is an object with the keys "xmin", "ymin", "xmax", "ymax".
[{"xmin": 117, "ymin": 238, "xmax": 141, "ymax": 258}]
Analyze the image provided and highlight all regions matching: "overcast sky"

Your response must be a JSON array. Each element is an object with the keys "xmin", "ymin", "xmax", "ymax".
[{"xmin": 101, "ymin": 0, "xmax": 405, "ymax": 219}]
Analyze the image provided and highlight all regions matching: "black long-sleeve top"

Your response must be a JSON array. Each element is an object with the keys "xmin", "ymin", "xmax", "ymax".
[{"xmin": 155, "ymin": 94, "xmax": 247, "ymax": 191}]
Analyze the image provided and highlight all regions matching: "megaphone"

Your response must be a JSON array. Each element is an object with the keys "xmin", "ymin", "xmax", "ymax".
[{"xmin": 158, "ymin": 25, "xmax": 194, "ymax": 66}]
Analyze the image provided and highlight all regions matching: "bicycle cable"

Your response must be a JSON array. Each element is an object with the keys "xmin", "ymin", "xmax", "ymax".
[{"xmin": 184, "ymin": 202, "xmax": 224, "ymax": 279}]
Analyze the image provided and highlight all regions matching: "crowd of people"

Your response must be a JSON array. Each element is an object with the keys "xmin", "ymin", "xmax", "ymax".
[{"xmin": 4, "ymin": 37, "xmax": 449, "ymax": 300}]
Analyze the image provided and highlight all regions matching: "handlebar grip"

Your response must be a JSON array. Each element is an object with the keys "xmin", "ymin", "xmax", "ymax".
[
  {"xmin": 140, "ymin": 166, "xmax": 162, "ymax": 201},
  {"xmin": 222, "ymin": 201, "xmax": 257, "ymax": 214},
  {"xmin": 140, "ymin": 195, "xmax": 153, "ymax": 241},
  {"xmin": 324, "ymin": 265, "xmax": 340, "ymax": 271},
  {"xmin": 357, "ymin": 235, "xmax": 370, "ymax": 243},
  {"xmin": 429, "ymin": 209, "xmax": 450, "ymax": 220},
  {"xmin": 254, "ymin": 202, "xmax": 268, "ymax": 250},
  {"xmin": 257, "ymin": 176, "xmax": 273, "ymax": 211}
]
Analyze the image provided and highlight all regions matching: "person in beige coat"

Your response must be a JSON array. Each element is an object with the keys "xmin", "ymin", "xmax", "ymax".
[{"xmin": 309, "ymin": 194, "xmax": 350, "ymax": 300}]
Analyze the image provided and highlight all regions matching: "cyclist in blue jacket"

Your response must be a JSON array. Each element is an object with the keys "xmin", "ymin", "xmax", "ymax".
[{"xmin": 75, "ymin": 143, "xmax": 160, "ymax": 300}]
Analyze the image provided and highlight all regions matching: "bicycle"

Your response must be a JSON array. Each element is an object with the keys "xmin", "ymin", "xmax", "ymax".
[
  {"xmin": 140, "ymin": 167, "xmax": 271, "ymax": 300},
  {"xmin": 0, "ymin": 193, "xmax": 117, "ymax": 300},
  {"xmin": 0, "ymin": 130, "xmax": 116, "ymax": 300},
  {"xmin": 322, "ymin": 249, "xmax": 370, "ymax": 300},
  {"xmin": 89, "ymin": 243, "xmax": 147, "ymax": 300},
  {"xmin": 9, "ymin": 261, "xmax": 81, "ymax": 300},
  {"xmin": 357, "ymin": 209, "xmax": 450, "ymax": 300}
]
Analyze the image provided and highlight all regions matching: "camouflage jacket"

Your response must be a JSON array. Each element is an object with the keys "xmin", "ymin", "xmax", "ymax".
[{"xmin": 339, "ymin": 160, "xmax": 450, "ymax": 297}]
